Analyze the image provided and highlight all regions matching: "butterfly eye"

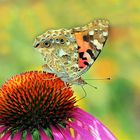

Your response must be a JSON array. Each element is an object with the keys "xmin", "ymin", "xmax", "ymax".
[{"xmin": 44, "ymin": 41, "xmax": 50, "ymax": 48}]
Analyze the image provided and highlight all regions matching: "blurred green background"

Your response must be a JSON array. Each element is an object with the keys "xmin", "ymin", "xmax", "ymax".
[{"xmin": 0, "ymin": 0, "xmax": 140, "ymax": 139}]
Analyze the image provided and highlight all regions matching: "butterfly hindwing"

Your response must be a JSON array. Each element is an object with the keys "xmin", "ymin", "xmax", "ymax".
[{"xmin": 73, "ymin": 19, "xmax": 109, "ymax": 74}]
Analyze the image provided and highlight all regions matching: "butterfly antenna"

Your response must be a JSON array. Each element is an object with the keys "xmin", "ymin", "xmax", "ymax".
[
  {"xmin": 83, "ymin": 77, "xmax": 111, "ymax": 89},
  {"xmin": 83, "ymin": 77, "xmax": 111, "ymax": 81}
]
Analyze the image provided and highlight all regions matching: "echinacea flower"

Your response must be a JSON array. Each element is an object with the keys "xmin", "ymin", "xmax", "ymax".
[{"xmin": 0, "ymin": 71, "xmax": 117, "ymax": 140}]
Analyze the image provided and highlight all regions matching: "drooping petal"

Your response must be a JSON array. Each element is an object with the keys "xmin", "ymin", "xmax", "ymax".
[
  {"xmin": 0, "ymin": 126, "xmax": 7, "ymax": 133},
  {"xmin": 39, "ymin": 129, "xmax": 50, "ymax": 140},
  {"xmin": 69, "ymin": 121, "xmax": 95, "ymax": 140},
  {"xmin": 72, "ymin": 108, "xmax": 117, "ymax": 140},
  {"xmin": 73, "ymin": 130, "xmax": 82, "ymax": 140},
  {"xmin": 26, "ymin": 131, "xmax": 32, "ymax": 140},
  {"xmin": 51, "ymin": 126, "xmax": 65, "ymax": 140},
  {"xmin": 94, "ymin": 120, "xmax": 117, "ymax": 140},
  {"xmin": 58, "ymin": 126, "xmax": 75, "ymax": 140},
  {"xmin": 1, "ymin": 130, "xmax": 11, "ymax": 140},
  {"xmin": 12, "ymin": 130, "xmax": 22, "ymax": 140}
]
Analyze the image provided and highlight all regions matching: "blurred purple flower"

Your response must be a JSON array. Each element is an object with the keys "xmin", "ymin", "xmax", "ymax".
[{"xmin": 0, "ymin": 71, "xmax": 117, "ymax": 140}]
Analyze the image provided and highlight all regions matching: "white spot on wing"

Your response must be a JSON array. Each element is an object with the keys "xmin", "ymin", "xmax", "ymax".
[
  {"xmin": 103, "ymin": 31, "xmax": 108, "ymax": 36},
  {"xmin": 66, "ymin": 41, "xmax": 70, "ymax": 45},
  {"xmin": 73, "ymin": 64, "xmax": 79, "ymax": 68},
  {"xmin": 90, "ymin": 40, "xmax": 94, "ymax": 44},
  {"xmin": 83, "ymin": 52, "xmax": 94, "ymax": 65},
  {"xmin": 89, "ymin": 59, "xmax": 94, "ymax": 65},
  {"xmin": 93, "ymin": 39, "xmax": 103, "ymax": 50},
  {"xmin": 58, "ymin": 49, "xmax": 67, "ymax": 57},
  {"xmin": 89, "ymin": 30, "xmax": 94, "ymax": 35}
]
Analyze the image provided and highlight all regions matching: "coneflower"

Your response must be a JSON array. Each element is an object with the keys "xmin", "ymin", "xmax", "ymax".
[{"xmin": 0, "ymin": 71, "xmax": 117, "ymax": 140}]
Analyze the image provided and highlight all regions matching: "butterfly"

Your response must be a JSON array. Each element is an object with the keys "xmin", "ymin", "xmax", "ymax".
[{"xmin": 33, "ymin": 19, "xmax": 109, "ymax": 86}]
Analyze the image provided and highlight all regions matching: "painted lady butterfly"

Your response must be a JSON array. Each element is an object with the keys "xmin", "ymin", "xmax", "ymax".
[{"xmin": 33, "ymin": 19, "xmax": 109, "ymax": 86}]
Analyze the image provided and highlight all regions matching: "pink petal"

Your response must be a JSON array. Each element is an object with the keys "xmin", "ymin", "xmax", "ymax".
[
  {"xmin": 69, "ymin": 121, "xmax": 95, "ymax": 140},
  {"xmin": 1, "ymin": 130, "xmax": 11, "ymax": 140},
  {"xmin": 95, "ymin": 120, "xmax": 117, "ymax": 140},
  {"xmin": 51, "ymin": 126, "xmax": 65, "ymax": 140},
  {"xmin": 26, "ymin": 131, "xmax": 32, "ymax": 140},
  {"xmin": 74, "ymin": 108, "xmax": 97, "ymax": 121},
  {"xmin": 12, "ymin": 130, "xmax": 22, "ymax": 140},
  {"xmin": 0, "ymin": 126, "xmax": 7, "ymax": 133},
  {"xmin": 73, "ymin": 131, "xmax": 81, "ymax": 140},
  {"xmin": 72, "ymin": 112, "xmax": 98, "ymax": 134},
  {"xmin": 73, "ymin": 108, "xmax": 117, "ymax": 140},
  {"xmin": 58, "ymin": 126, "xmax": 76, "ymax": 140},
  {"xmin": 8, "ymin": 137, "xmax": 12, "ymax": 140},
  {"xmin": 39, "ymin": 129, "xmax": 50, "ymax": 140}
]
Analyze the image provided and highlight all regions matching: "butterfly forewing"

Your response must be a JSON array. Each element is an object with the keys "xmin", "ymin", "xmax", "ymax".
[{"xmin": 73, "ymin": 19, "xmax": 109, "ymax": 75}]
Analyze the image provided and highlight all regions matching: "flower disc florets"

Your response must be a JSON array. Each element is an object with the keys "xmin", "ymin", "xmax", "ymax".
[{"xmin": 0, "ymin": 71, "xmax": 76, "ymax": 135}]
